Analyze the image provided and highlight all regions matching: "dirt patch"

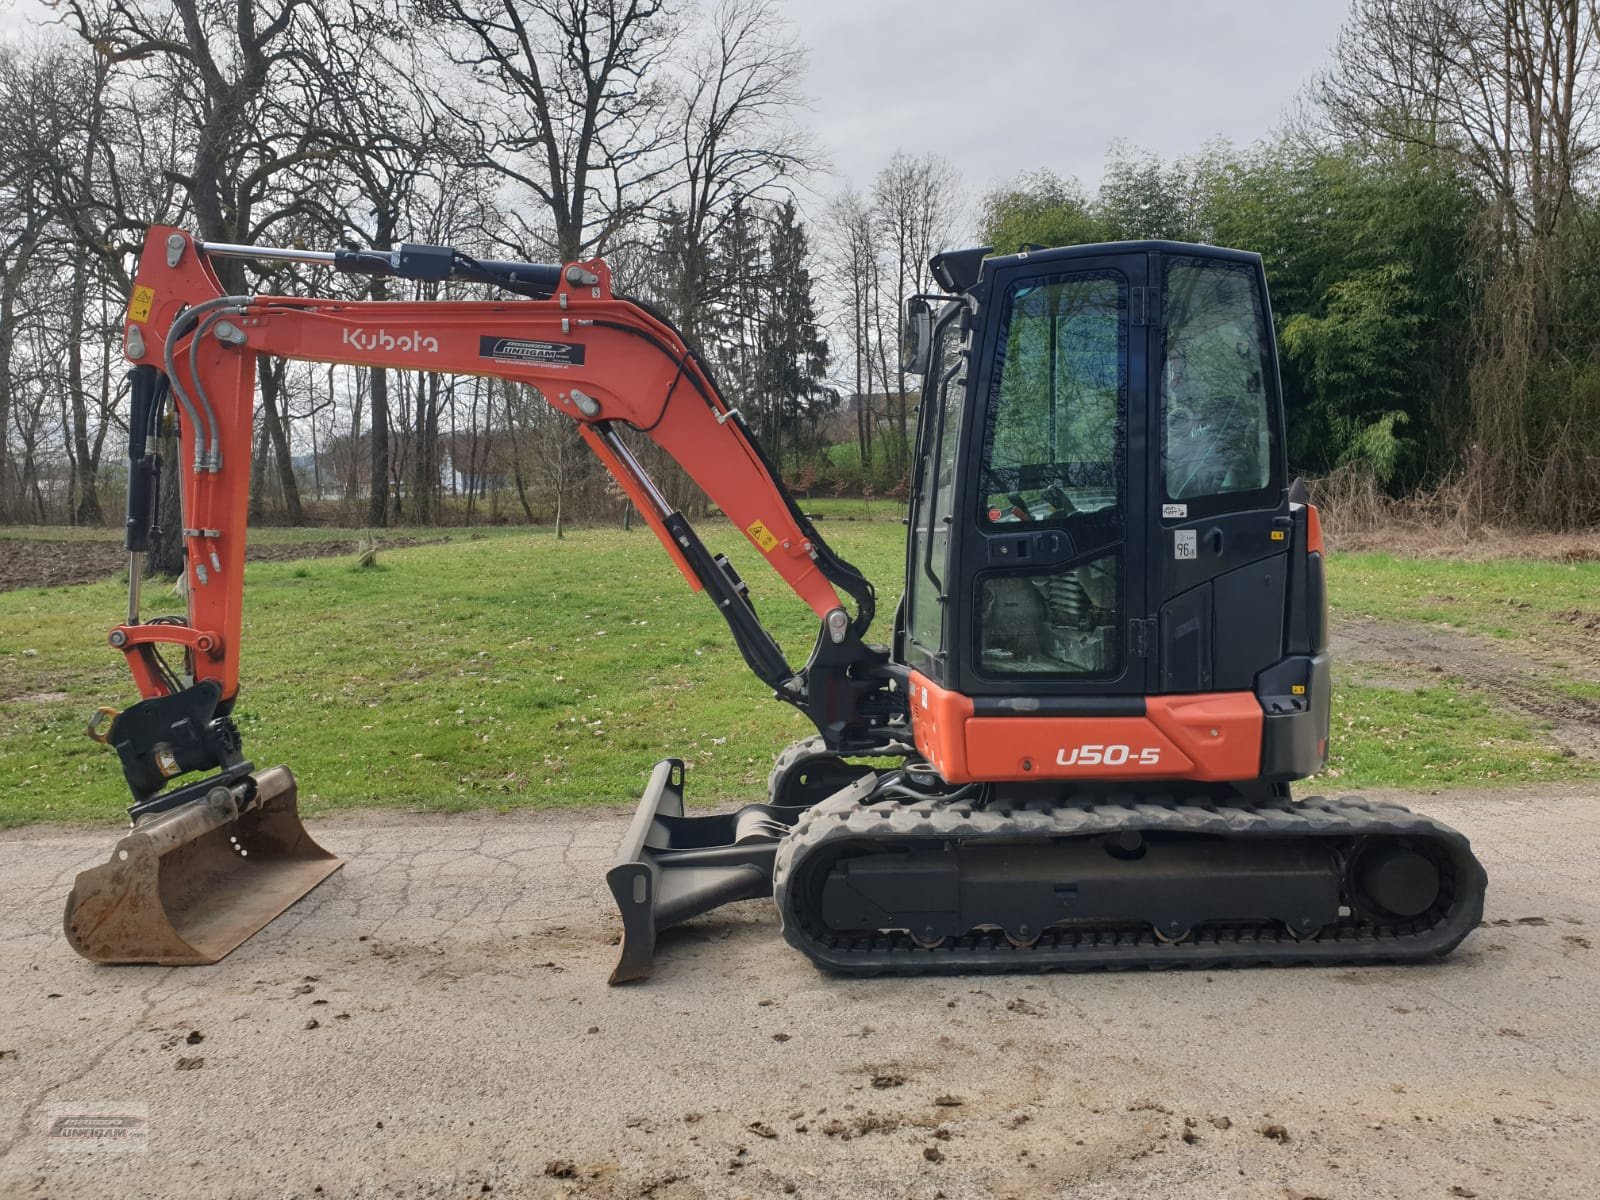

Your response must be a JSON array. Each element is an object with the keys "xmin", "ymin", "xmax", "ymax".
[
  {"xmin": 0, "ymin": 539, "xmax": 126, "ymax": 591},
  {"xmin": 1332, "ymin": 525, "xmax": 1600, "ymax": 562},
  {"xmin": 1334, "ymin": 616, "xmax": 1600, "ymax": 758},
  {"xmin": 0, "ymin": 535, "xmax": 437, "ymax": 592}
]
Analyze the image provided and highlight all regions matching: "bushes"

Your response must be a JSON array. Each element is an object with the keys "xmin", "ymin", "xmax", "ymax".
[{"xmin": 784, "ymin": 439, "xmax": 911, "ymax": 500}]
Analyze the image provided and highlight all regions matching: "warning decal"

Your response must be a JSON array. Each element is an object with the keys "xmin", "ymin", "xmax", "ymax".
[
  {"xmin": 127, "ymin": 285, "xmax": 155, "ymax": 324},
  {"xmin": 746, "ymin": 520, "xmax": 779, "ymax": 553}
]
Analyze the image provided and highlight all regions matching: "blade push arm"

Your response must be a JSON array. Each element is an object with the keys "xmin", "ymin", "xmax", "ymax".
[{"xmin": 106, "ymin": 226, "xmax": 903, "ymax": 810}]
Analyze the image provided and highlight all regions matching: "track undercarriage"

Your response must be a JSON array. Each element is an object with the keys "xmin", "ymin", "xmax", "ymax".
[{"xmin": 609, "ymin": 739, "xmax": 1487, "ymax": 983}]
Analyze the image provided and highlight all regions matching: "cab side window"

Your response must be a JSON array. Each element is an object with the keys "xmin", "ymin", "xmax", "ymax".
[
  {"xmin": 906, "ymin": 314, "xmax": 967, "ymax": 664},
  {"xmin": 1163, "ymin": 261, "xmax": 1273, "ymax": 502}
]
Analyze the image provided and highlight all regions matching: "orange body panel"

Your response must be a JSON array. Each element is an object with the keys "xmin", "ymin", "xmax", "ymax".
[
  {"xmin": 119, "ymin": 227, "xmax": 847, "ymax": 705},
  {"xmin": 908, "ymin": 670, "xmax": 1264, "ymax": 784}
]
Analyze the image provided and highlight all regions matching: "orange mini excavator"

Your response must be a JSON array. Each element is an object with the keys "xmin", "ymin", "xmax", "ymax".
[{"xmin": 65, "ymin": 226, "xmax": 1487, "ymax": 981}]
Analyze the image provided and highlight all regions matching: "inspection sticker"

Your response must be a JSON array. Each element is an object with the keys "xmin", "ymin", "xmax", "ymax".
[
  {"xmin": 1174, "ymin": 529, "xmax": 1197, "ymax": 560},
  {"xmin": 746, "ymin": 520, "xmax": 779, "ymax": 553},
  {"xmin": 127, "ymin": 285, "xmax": 155, "ymax": 323}
]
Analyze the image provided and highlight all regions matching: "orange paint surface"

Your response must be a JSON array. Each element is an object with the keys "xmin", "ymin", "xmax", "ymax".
[{"xmin": 909, "ymin": 671, "xmax": 1263, "ymax": 784}]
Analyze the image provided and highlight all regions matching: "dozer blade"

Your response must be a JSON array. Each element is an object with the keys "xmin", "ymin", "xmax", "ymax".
[
  {"xmin": 64, "ymin": 766, "xmax": 342, "ymax": 965},
  {"xmin": 606, "ymin": 758, "xmax": 803, "ymax": 984}
]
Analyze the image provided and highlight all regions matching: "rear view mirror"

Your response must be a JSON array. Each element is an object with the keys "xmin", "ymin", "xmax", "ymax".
[{"xmin": 901, "ymin": 297, "xmax": 933, "ymax": 378}]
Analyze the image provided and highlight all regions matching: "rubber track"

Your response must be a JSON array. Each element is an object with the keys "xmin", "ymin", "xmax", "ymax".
[{"xmin": 773, "ymin": 791, "xmax": 1488, "ymax": 976}]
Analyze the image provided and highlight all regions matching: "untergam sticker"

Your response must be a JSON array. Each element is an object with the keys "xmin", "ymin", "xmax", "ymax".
[{"xmin": 478, "ymin": 336, "xmax": 586, "ymax": 366}]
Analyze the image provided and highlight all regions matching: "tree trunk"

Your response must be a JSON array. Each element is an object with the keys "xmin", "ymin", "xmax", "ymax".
[
  {"xmin": 368, "ymin": 366, "xmax": 390, "ymax": 527},
  {"xmin": 248, "ymin": 420, "xmax": 272, "ymax": 521},
  {"xmin": 258, "ymin": 360, "xmax": 302, "ymax": 524},
  {"xmin": 66, "ymin": 262, "xmax": 103, "ymax": 525},
  {"xmin": 0, "ymin": 224, "xmax": 41, "ymax": 523},
  {"xmin": 147, "ymin": 424, "xmax": 185, "ymax": 577}
]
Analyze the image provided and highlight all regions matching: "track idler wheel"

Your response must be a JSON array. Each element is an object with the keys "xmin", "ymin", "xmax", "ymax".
[{"xmin": 1352, "ymin": 843, "xmax": 1441, "ymax": 919}]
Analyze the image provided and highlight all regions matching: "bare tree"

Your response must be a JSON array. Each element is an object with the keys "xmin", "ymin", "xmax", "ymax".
[
  {"xmin": 1318, "ymin": 0, "xmax": 1600, "ymax": 255},
  {"xmin": 311, "ymin": 35, "xmax": 449, "ymax": 526},
  {"xmin": 872, "ymin": 151, "xmax": 961, "ymax": 469},
  {"xmin": 53, "ymin": 0, "xmax": 400, "ymax": 546},
  {"xmin": 661, "ymin": 0, "xmax": 810, "ymax": 344},
  {"xmin": 423, "ymin": 0, "xmax": 682, "ymax": 262},
  {"xmin": 1317, "ymin": 0, "xmax": 1600, "ymax": 523},
  {"xmin": 822, "ymin": 187, "xmax": 882, "ymax": 471}
]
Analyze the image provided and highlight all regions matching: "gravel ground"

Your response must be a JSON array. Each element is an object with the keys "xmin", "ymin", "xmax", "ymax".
[{"xmin": 1, "ymin": 787, "xmax": 1596, "ymax": 1199}]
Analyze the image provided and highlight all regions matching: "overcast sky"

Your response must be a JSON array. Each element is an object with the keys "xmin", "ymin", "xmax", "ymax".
[
  {"xmin": 782, "ymin": 1, "xmax": 1349, "ymax": 203},
  {"xmin": 0, "ymin": 0, "xmax": 1351, "ymax": 232}
]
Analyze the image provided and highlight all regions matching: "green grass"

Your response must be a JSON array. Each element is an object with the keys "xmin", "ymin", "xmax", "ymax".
[
  {"xmin": 798, "ymin": 497, "xmax": 908, "ymax": 522},
  {"xmin": 1329, "ymin": 551, "xmax": 1600, "ymax": 645},
  {"xmin": 1325, "ymin": 665, "xmax": 1587, "ymax": 788},
  {"xmin": 0, "ymin": 521, "xmax": 906, "ymax": 826},
  {"xmin": 3, "ymin": 531, "xmax": 1598, "ymax": 828},
  {"xmin": 0, "ymin": 524, "xmax": 530, "ymax": 545},
  {"xmin": 1549, "ymin": 677, "xmax": 1600, "ymax": 701}
]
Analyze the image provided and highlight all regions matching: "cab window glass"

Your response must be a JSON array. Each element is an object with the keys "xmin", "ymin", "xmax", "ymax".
[
  {"xmin": 908, "ymin": 315, "xmax": 966, "ymax": 655},
  {"xmin": 1163, "ymin": 260, "xmax": 1273, "ymax": 500},
  {"xmin": 978, "ymin": 550, "xmax": 1122, "ymax": 678},
  {"xmin": 975, "ymin": 270, "xmax": 1126, "ymax": 681},
  {"xmin": 980, "ymin": 271, "xmax": 1125, "ymax": 527}
]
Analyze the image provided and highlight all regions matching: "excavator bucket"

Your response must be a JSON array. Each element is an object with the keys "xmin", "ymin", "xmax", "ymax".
[{"xmin": 64, "ymin": 766, "xmax": 341, "ymax": 965}]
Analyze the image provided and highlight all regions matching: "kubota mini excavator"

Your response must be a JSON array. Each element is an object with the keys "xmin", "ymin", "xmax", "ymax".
[{"xmin": 64, "ymin": 226, "xmax": 1487, "ymax": 981}]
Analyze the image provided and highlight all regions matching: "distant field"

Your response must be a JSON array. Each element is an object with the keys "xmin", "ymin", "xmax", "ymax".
[{"xmin": 1, "ymin": 520, "xmax": 1596, "ymax": 826}]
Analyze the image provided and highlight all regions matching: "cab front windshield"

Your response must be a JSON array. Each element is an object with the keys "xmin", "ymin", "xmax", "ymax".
[{"xmin": 981, "ymin": 271, "xmax": 1124, "ymax": 528}]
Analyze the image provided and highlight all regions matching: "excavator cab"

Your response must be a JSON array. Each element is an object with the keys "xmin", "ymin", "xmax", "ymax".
[{"xmin": 897, "ymin": 243, "xmax": 1328, "ymax": 785}]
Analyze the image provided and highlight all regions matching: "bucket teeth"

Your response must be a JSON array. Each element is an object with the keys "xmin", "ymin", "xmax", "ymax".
[{"xmin": 64, "ymin": 766, "xmax": 342, "ymax": 965}]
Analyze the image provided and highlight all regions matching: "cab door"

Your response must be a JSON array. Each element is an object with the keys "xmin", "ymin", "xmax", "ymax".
[
  {"xmin": 1150, "ymin": 251, "xmax": 1290, "ymax": 694},
  {"xmin": 903, "ymin": 302, "xmax": 971, "ymax": 685},
  {"xmin": 953, "ymin": 252, "xmax": 1153, "ymax": 700}
]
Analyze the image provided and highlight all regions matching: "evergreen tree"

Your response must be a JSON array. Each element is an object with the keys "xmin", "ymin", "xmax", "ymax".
[{"xmin": 754, "ymin": 201, "xmax": 830, "ymax": 462}]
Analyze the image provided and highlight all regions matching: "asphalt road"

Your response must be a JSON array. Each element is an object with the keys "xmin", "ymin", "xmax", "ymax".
[{"xmin": 1, "ymin": 787, "xmax": 1596, "ymax": 1199}]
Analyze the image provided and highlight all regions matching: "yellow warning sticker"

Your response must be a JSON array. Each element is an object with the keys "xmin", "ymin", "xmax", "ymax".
[
  {"xmin": 128, "ymin": 285, "xmax": 155, "ymax": 323},
  {"xmin": 1270, "ymin": 529, "xmax": 1287, "ymax": 541},
  {"xmin": 746, "ymin": 520, "xmax": 779, "ymax": 553},
  {"xmin": 1291, "ymin": 684, "xmax": 1307, "ymax": 695}
]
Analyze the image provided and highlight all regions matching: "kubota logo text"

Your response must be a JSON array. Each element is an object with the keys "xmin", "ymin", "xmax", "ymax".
[
  {"xmin": 341, "ymin": 327, "xmax": 440, "ymax": 354},
  {"xmin": 1056, "ymin": 744, "xmax": 1162, "ymax": 767}
]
